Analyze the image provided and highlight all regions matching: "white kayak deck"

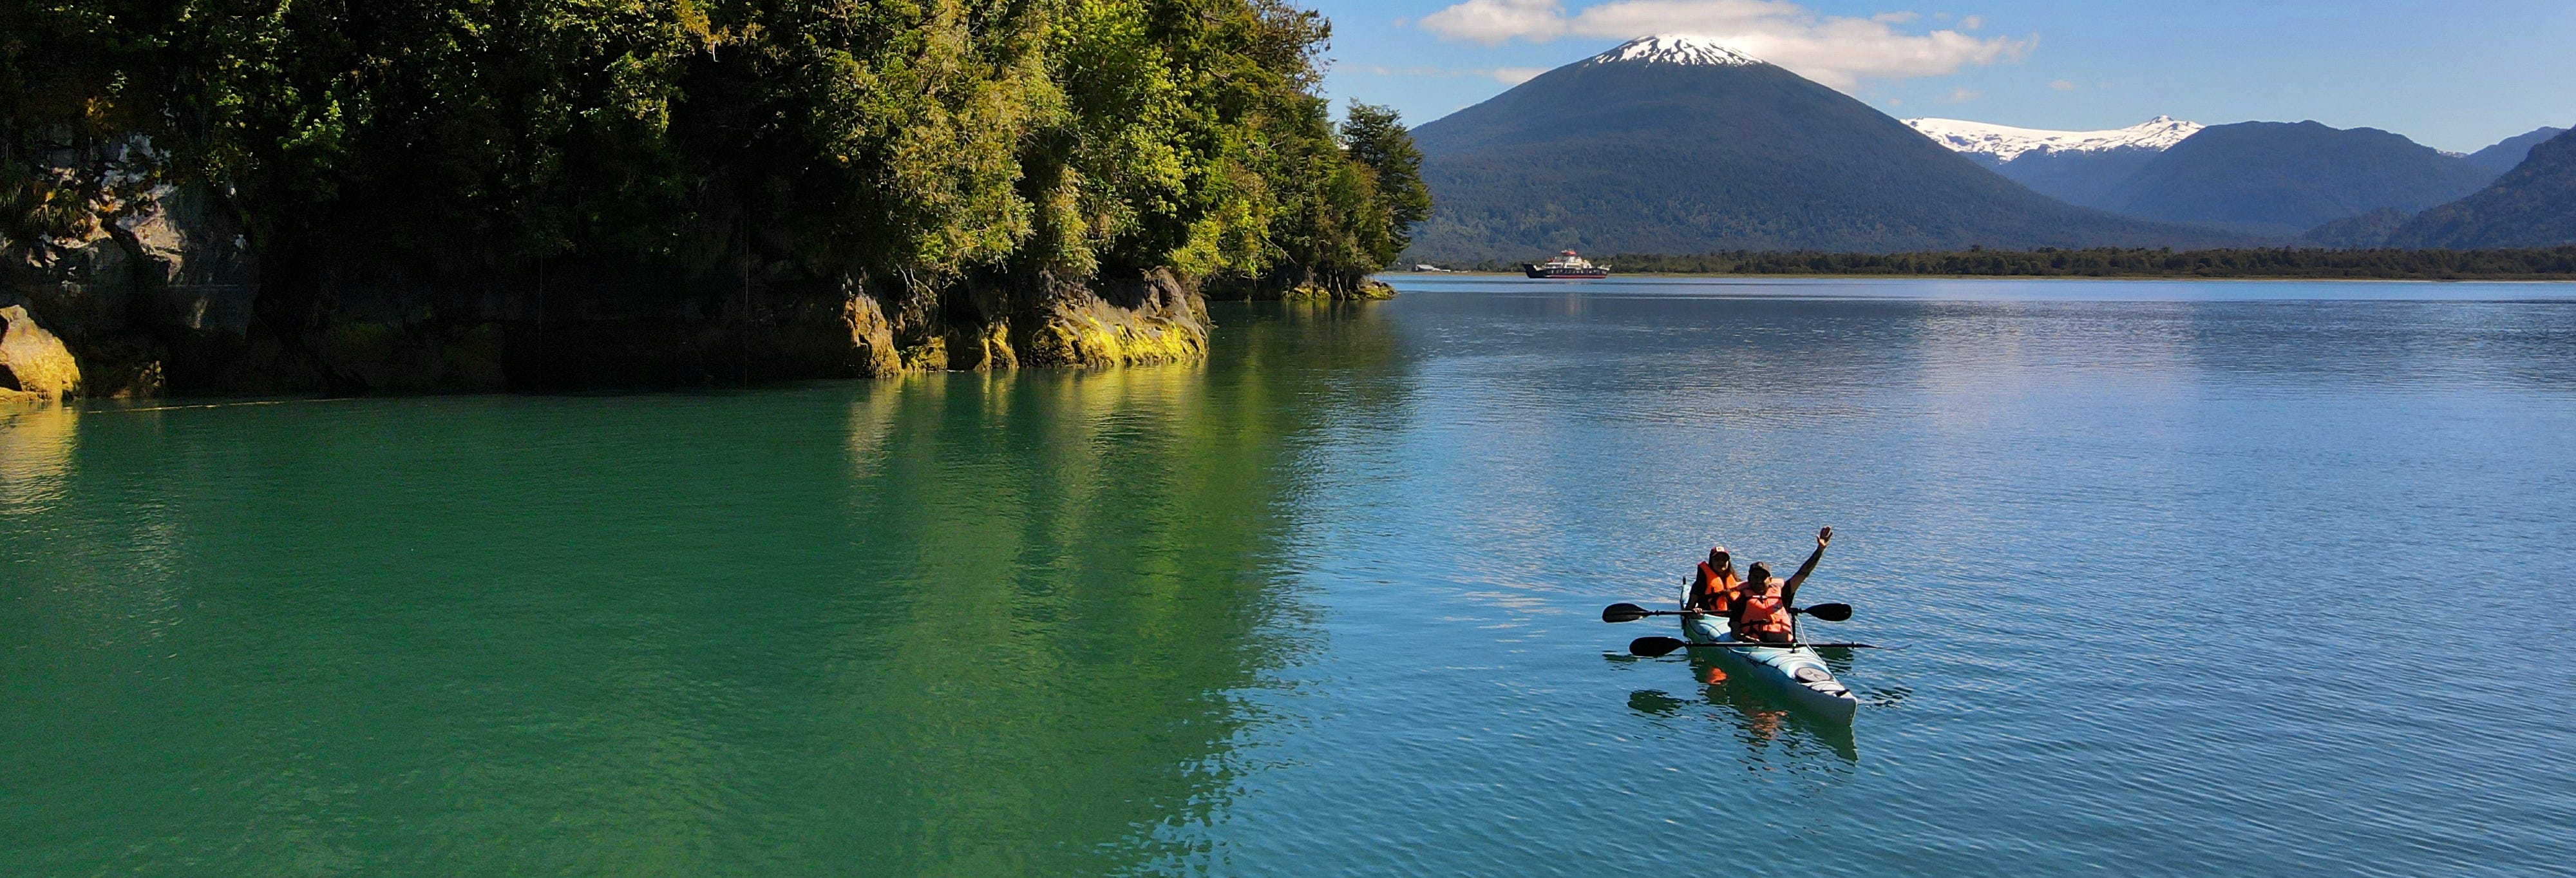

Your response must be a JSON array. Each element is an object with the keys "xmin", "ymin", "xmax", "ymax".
[{"xmin": 1680, "ymin": 613, "xmax": 1860, "ymax": 721}]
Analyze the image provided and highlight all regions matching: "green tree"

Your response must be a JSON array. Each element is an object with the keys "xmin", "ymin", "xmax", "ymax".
[{"xmin": 1340, "ymin": 102, "xmax": 1429, "ymax": 265}]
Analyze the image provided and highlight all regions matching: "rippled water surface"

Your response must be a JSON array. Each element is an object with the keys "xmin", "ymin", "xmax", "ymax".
[{"xmin": 7, "ymin": 276, "xmax": 2575, "ymax": 875}]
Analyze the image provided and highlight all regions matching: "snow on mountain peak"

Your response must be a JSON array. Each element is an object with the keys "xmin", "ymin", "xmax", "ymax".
[
  {"xmin": 1904, "ymin": 116, "xmax": 2204, "ymax": 162},
  {"xmin": 1591, "ymin": 35, "xmax": 1763, "ymax": 68}
]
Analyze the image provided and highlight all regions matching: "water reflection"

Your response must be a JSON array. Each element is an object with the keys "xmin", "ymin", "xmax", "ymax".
[
  {"xmin": 0, "ymin": 316, "xmax": 1396, "ymax": 874},
  {"xmin": 820, "ymin": 359, "xmax": 1301, "ymax": 874},
  {"xmin": 1613, "ymin": 660, "xmax": 1860, "ymax": 767},
  {"xmin": 0, "ymin": 403, "xmax": 75, "ymax": 513}
]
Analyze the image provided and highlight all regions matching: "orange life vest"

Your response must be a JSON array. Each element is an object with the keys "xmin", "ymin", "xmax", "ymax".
[
  {"xmin": 1692, "ymin": 562, "xmax": 1737, "ymax": 613},
  {"xmin": 1738, "ymin": 590, "xmax": 1792, "ymax": 637}
]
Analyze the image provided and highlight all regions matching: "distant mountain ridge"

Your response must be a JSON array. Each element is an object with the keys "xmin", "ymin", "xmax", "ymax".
[
  {"xmin": 2088, "ymin": 121, "xmax": 2502, "ymax": 236},
  {"xmin": 1905, "ymin": 117, "xmax": 2204, "ymax": 162},
  {"xmin": 2387, "ymin": 127, "xmax": 2576, "ymax": 249},
  {"xmin": 1913, "ymin": 117, "xmax": 2547, "ymax": 237},
  {"xmin": 1906, "ymin": 116, "xmax": 2201, "ymax": 207},
  {"xmin": 1404, "ymin": 35, "xmax": 2244, "ymax": 260},
  {"xmin": 2465, "ymin": 126, "xmax": 2570, "ymax": 173}
]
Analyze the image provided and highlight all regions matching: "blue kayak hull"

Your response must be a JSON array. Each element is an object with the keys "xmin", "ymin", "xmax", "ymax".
[{"xmin": 1681, "ymin": 614, "xmax": 1859, "ymax": 722}]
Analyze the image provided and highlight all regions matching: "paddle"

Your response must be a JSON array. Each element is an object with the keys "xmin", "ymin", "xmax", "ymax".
[
  {"xmin": 1600, "ymin": 602, "xmax": 1852, "ymax": 624},
  {"xmin": 1627, "ymin": 636, "xmax": 1884, "ymax": 657}
]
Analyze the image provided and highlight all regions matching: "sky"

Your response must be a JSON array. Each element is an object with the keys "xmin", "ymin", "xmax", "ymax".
[{"xmin": 1302, "ymin": 0, "xmax": 2576, "ymax": 153}]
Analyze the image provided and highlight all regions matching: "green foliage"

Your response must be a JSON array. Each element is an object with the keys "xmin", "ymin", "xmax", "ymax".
[
  {"xmin": 1452, "ymin": 246, "xmax": 2576, "ymax": 280},
  {"xmin": 1341, "ymin": 102, "xmax": 1430, "ymax": 265},
  {"xmin": 2, "ymin": 0, "xmax": 1426, "ymax": 295}
]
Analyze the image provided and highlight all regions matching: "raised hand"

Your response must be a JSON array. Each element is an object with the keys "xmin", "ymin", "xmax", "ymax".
[{"xmin": 1816, "ymin": 526, "xmax": 1833, "ymax": 548}]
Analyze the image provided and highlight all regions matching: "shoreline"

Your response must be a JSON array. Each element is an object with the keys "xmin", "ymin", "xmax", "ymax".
[{"xmin": 1391, "ymin": 271, "xmax": 2576, "ymax": 283}]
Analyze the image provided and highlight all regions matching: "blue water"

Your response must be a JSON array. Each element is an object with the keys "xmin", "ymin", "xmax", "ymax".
[{"xmin": 5, "ymin": 275, "xmax": 2573, "ymax": 875}]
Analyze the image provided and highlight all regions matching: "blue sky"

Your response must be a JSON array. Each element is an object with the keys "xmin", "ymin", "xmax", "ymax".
[{"xmin": 1303, "ymin": 0, "xmax": 2576, "ymax": 152}]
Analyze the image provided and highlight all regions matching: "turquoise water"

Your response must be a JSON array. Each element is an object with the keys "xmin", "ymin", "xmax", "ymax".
[{"xmin": 6, "ymin": 276, "xmax": 2575, "ymax": 875}]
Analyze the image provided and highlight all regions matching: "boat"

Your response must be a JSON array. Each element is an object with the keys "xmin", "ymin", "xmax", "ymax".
[
  {"xmin": 1522, "ymin": 250, "xmax": 1609, "ymax": 278},
  {"xmin": 1680, "ymin": 610, "xmax": 1859, "ymax": 721}
]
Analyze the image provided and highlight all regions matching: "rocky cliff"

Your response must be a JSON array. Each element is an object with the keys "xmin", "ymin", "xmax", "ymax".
[{"xmin": 3, "ymin": 183, "xmax": 1220, "ymax": 399}]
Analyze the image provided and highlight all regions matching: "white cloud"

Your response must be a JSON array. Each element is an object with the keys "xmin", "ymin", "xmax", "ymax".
[
  {"xmin": 1940, "ymin": 87, "xmax": 1978, "ymax": 102},
  {"xmin": 1417, "ymin": 0, "xmax": 2034, "ymax": 90},
  {"xmin": 1485, "ymin": 66, "xmax": 1551, "ymax": 84},
  {"xmin": 1419, "ymin": 0, "xmax": 1575, "ymax": 44},
  {"xmin": 2049, "ymin": 79, "xmax": 2078, "ymax": 91},
  {"xmin": 1958, "ymin": 15, "xmax": 1983, "ymax": 30}
]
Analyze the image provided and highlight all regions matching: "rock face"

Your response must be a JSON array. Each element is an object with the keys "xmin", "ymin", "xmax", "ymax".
[
  {"xmin": 0, "ymin": 305, "xmax": 82, "ymax": 401},
  {"xmin": 3, "ymin": 184, "xmax": 1222, "ymax": 397},
  {"xmin": 1202, "ymin": 264, "xmax": 1398, "ymax": 301}
]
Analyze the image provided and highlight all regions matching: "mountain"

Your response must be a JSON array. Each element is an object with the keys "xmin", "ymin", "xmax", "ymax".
[
  {"xmin": 1403, "ymin": 35, "xmax": 2246, "ymax": 260},
  {"xmin": 2090, "ymin": 121, "xmax": 2501, "ymax": 236},
  {"xmin": 1906, "ymin": 116, "xmax": 2201, "ymax": 205},
  {"xmin": 2387, "ymin": 127, "xmax": 2576, "ymax": 249},
  {"xmin": 2297, "ymin": 207, "xmax": 2410, "ymax": 249},
  {"xmin": 2465, "ymin": 126, "xmax": 2570, "ymax": 173}
]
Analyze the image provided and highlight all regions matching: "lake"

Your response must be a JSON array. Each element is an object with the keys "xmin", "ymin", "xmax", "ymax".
[{"xmin": 6, "ymin": 276, "xmax": 2573, "ymax": 875}]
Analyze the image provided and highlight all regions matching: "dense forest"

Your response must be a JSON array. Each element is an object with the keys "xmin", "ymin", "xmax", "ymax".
[
  {"xmin": 1, "ymin": 0, "xmax": 1428, "ymax": 394},
  {"xmin": 1452, "ymin": 247, "xmax": 2576, "ymax": 280}
]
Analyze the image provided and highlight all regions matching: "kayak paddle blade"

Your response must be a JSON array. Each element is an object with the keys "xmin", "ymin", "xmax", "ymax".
[
  {"xmin": 1628, "ymin": 636, "xmax": 1687, "ymax": 658},
  {"xmin": 1601, "ymin": 602, "xmax": 1653, "ymax": 624},
  {"xmin": 1799, "ymin": 602, "xmax": 1853, "ymax": 622}
]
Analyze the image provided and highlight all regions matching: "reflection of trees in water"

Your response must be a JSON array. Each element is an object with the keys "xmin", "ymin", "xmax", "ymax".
[
  {"xmin": 0, "ymin": 306, "xmax": 1410, "ymax": 873},
  {"xmin": 824, "ymin": 302, "xmax": 1409, "ymax": 874}
]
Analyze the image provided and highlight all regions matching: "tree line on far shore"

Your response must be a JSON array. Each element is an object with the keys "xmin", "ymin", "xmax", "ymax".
[{"xmin": 1443, "ymin": 247, "xmax": 2576, "ymax": 280}]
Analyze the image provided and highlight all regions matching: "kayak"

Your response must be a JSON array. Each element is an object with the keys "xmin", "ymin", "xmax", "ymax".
[{"xmin": 1681, "ymin": 612, "xmax": 1859, "ymax": 722}]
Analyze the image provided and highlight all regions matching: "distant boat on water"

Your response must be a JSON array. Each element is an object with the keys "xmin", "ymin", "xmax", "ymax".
[{"xmin": 1524, "ymin": 250, "xmax": 1609, "ymax": 278}]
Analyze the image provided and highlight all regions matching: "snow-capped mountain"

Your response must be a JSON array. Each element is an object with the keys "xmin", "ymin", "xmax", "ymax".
[
  {"xmin": 1906, "ymin": 116, "xmax": 2203, "ymax": 162},
  {"xmin": 1403, "ymin": 35, "xmax": 2246, "ymax": 258},
  {"xmin": 1587, "ymin": 34, "xmax": 1763, "ymax": 67}
]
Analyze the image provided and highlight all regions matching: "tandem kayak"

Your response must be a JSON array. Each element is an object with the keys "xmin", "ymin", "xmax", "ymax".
[{"xmin": 1681, "ymin": 613, "xmax": 1859, "ymax": 722}]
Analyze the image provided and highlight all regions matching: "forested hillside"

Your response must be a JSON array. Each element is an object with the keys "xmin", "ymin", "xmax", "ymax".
[
  {"xmin": 1, "ymin": 0, "xmax": 1427, "ymax": 395},
  {"xmin": 2465, "ymin": 126, "xmax": 2568, "ymax": 173},
  {"xmin": 2388, "ymin": 128, "xmax": 2576, "ymax": 249},
  {"xmin": 2093, "ymin": 121, "xmax": 2497, "ymax": 236}
]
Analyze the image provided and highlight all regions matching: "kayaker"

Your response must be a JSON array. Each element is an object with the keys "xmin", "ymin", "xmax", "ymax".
[
  {"xmin": 1685, "ymin": 547, "xmax": 1739, "ymax": 616},
  {"xmin": 1779, "ymin": 526, "xmax": 1831, "ymax": 606},
  {"xmin": 1731, "ymin": 527, "xmax": 1832, "ymax": 643},
  {"xmin": 1732, "ymin": 575, "xmax": 1795, "ymax": 643}
]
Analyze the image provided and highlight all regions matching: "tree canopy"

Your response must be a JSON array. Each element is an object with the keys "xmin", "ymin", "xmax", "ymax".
[{"xmin": 2, "ymin": 0, "xmax": 1427, "ymax": 296}]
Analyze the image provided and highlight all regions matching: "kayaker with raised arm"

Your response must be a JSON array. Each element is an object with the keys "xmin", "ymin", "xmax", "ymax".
[
  {"xmin": 1685, "ymin": 546, "xmax": 1739, "ymax": 616},
  {"xmin": 1732, "ymin": 527, "xmax": 1832, "ymax": 644}
]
